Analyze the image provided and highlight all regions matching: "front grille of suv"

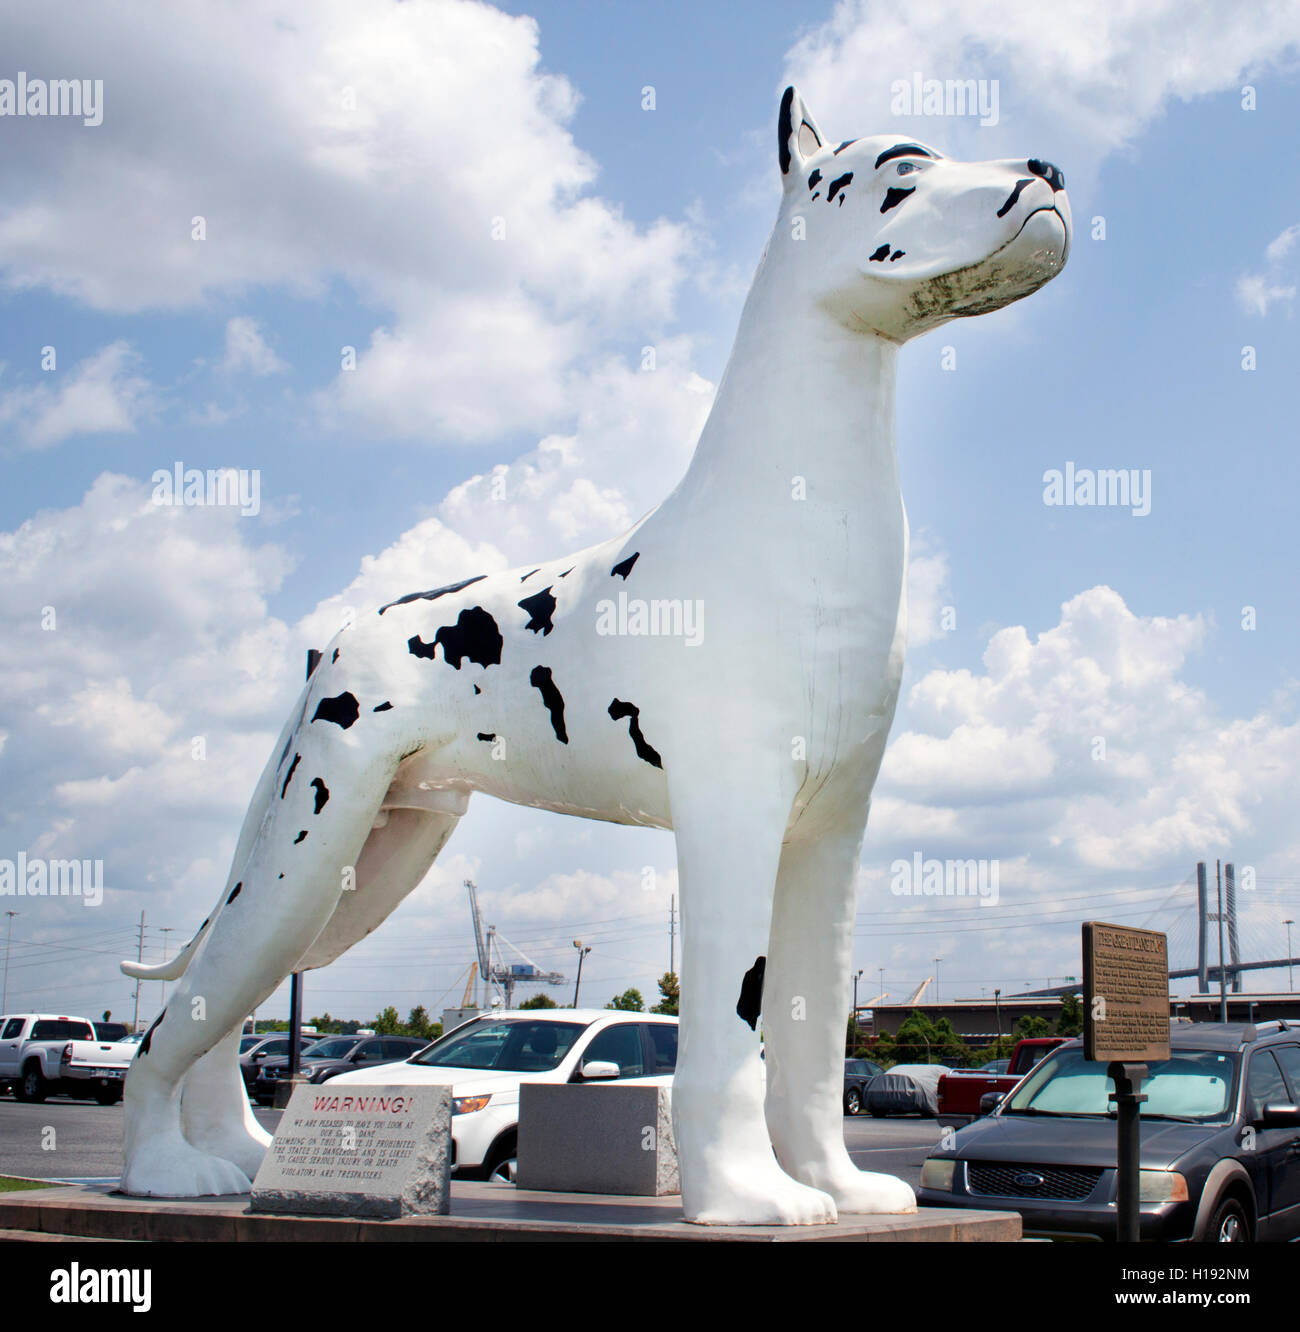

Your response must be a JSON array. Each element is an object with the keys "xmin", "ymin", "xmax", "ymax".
[{"xmin": 967, "ymin": 1161, "xmax": 1104, "ymax": 1201}]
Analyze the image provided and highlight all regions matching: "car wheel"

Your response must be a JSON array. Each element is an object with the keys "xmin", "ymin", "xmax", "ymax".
[
  {"xmin": 94, "ymin": 1086, "xmax": 123, "ymax": 1106},
  {"xmin": 844, "ymin": 1087, "xmax": 862, "ymax": 1116},
  {"xmin": 488, "ymin": 1156, "xmax": 517, "ymax": 1184},
  {"xmin": 17, "ymin": 1065, "xmax": 47, "ymax": 1103},
  {"xmin": 483, "ymin": 1134, "xmax": 518, "ymax": 1185},
  {"xmin": 1208, "ymin": 1196, "xmax": 1250, "ymax": 1242}
]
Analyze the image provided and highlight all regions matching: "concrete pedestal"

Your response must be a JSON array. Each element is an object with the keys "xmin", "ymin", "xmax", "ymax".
[
  {"xmin": 0, "ymin": 1180, "xmax": 1024, "ymax": 1241},
  {"xmin": 516, "ymin": 1083, "xmax": 678, "ymax": 1196}
]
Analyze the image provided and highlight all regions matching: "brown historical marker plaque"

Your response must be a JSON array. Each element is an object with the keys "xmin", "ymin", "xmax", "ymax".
[{"xmin": 1082, "ymin": 921, "xmax": 1170, "ymax": 1062}]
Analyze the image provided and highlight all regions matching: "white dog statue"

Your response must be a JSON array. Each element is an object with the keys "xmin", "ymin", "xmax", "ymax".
[{"xmin": 121, "ymin": 87, "xmax": 1069, "ymax": 1224}]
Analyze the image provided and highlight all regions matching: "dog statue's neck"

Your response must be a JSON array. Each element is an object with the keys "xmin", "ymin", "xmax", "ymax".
[{"xmin": 673, "ymin": 243, "xmax": 901, "ymax": 515}]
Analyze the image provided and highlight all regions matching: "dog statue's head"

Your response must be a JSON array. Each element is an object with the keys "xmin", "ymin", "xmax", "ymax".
[{"xmin": 775, "ymin": 86, "xmax": 1070, "ymax": 341}]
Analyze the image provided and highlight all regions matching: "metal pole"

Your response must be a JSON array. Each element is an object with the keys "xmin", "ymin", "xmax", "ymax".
[
  {"xmin": 934, "ymin": 956, "xmax": 942, "ymax": 1004},
  {"xmin": 1, "ymin": 911, "xmax": 17, "ymax": 1011},
  {"xmin": 287, "ymin": 972, "xmax": 303, "ymax": 1080},
  {"xmin": 1286, "ymin": 921, "xmax": 1295, "ymax": 992},
  {"xmin": 995, "ymin": 988, "xmax": 1003, "ymax": 1055},
  {"xmin": 1109, "ymin": 1062, "xmax": 1148, "ymax": 1242},
  {"xmin": 1216, "ymin": 860, "xmax": 1227, "ymax": 1023},
  {"xmin": 159, "ymin": 927, "xmax": 174, "ymax": 1007},
  {"xmin": 669, "ymin": 894, "xmax": 675, "ymax": 979}
]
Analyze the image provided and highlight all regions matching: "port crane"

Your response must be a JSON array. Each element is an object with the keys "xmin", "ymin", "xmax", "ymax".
[{"xmin": 465, "ymin": 879, "xmax": 565, "ymax": 1009}]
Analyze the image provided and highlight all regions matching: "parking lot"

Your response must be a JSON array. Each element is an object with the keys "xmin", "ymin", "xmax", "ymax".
[{"xmin": 0, "ymin": 1094, "xmax": 943, "ymax": 1189}]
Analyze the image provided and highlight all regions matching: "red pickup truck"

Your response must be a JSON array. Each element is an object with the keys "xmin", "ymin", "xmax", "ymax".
[{"xmin": 935, "ymin": 1037, "xmax": 1069, "ymax": 1129}]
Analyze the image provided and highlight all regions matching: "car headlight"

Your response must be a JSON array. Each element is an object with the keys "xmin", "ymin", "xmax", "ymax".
[
  {"xmin": 453, "ymin": 1094, "xmax": 492, "ymax": 1115},
  {"xmin": 1138, "ymin": 1170, "xmax": 1188, "ymax": 1203},
  {"xmin": 920, "ymin": 1158, "xmax": 956, "ymax": 1191}
]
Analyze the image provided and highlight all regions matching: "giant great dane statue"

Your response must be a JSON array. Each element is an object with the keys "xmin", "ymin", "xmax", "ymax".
[{"xmin": 121, "ymin": 87, "xmax": 1070, "ymax": 1223}]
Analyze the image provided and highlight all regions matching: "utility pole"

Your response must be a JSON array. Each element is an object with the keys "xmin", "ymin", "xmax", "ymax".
[
  {"xmin": 934, "ymin": 956, "xmax": 943, "ymax": 1004},
  {"xmin": 994, "ymin": 987, "xmax": 1003, "ymax": 1055},
  {"xmin": 572, "ymin": 940, "xmax": 591, "ymax": 1008},
  {"xmin": 1286, "ymin": 920, "xmax": 1295, "ymax": 993},
  {"xmin": 669, "ymin": 894, "xmax": 676, "ymax": 978},
  {"xmin": 2, "ymin": 911, "xmax": 17, "ymax": 1011},
  {"xmin": 132, "ymin": 911, "xmax": 146, "ymax": 1032}
]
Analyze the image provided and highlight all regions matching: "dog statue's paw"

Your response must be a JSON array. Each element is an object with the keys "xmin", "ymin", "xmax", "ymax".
[
  {"xmin": 183, "ymin": 1122, "xmax": 272, "ymax": 1183},
  {"xmin": 120, "ymin": 1133, "xmax": 253, "ymax": 1199},
  {"xmin": 824, "ymin": 1168, "xmax": 916, "ymax": 1215},
  {"xmin": 683, "ymin": 1159, "xmax": 837, "ymax": 1226}
]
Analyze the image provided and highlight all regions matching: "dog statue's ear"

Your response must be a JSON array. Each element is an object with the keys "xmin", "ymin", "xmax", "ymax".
[{"xmin": 779, "ymin": 85, "xmax": 826, "ymax": 189}]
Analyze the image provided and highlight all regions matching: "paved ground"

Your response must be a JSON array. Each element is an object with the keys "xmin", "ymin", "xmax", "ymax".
[
  {"xmin": 0, "ymin": 1097, "xmax": 284, "ymax": 1182},
  {"xmin": 0, "ymin": 1091, "xmax": 945, "ymax": 1186}
]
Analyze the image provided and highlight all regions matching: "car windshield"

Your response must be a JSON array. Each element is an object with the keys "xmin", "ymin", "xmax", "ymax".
[
  {"xmin": 1002, "ymin": 1047, "xmax": 1238, "ymax": 1121},
  {"xmin": 300, "ymin": 1038, "xmax": 357, "ymax": 1060},
  {"xmin": 410, "ymin": 1018, "xmax": 589, "ymax": 1072}
]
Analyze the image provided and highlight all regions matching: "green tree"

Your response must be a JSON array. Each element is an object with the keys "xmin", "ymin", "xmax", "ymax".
[
  {"xmin": 650, "ymin": 973, "xmax": 679, "ymax": 1015},
  {"xmin": 606, "ymin": 987, "xmax": 645, "ymax": 1012},
  {"xmin": 375, "ymin": 1005, "xmax": 402, "ymax": 1035},
  {"xmin": 519, "ymin": 993, "xmax": 558, "ymax": 1009},
  {"xmin": 1014, "ymin": 1014, "xmax": 1051, "ymax": 1040},
  {"xmin": 890, "ymin": 1009, "xmax": 971, "ymax": 1066},
  {"xmin": 406, "ymin": 1005, "xmax": 433, "ymax": 1038},
  {"xmin": 1055, "ymin": 992, "xmax": 1083, "ymax": 1037}
]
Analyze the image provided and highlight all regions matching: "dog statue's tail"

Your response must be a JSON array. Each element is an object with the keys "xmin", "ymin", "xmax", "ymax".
[{"xmin": 121, "ymin": 918, "xmax": 211, "ymax": 982}]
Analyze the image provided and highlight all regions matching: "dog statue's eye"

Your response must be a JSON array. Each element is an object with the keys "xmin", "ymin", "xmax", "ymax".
[{"xmin": 896, "ymin": 161, "xmax": 922, "ymax": 175}]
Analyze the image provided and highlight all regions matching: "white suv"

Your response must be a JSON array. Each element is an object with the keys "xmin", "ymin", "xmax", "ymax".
[{"xmin": 328, "ymin": 1009, "xmax": 678, "ymax": 1180}]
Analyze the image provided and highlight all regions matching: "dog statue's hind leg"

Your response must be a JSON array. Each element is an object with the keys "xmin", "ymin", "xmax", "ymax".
[
  {"xmin": 179, "ymin": 1025, "xmax": 273, "ymax": 1180},
  {"xmin": 175, "ymin": 803, "xmax": 463, "ymax": 1181},
  {"xmin": 763, "ymin": 816, "xmax": 916, "ymax": 1214},
  {"xmin": 122, "ymin": 708, "xmax": 402, "ymax": 1197}
]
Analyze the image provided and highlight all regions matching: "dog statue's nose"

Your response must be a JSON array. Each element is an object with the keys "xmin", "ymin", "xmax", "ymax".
[{"xmin": 1027, "ymin": 159, "xmax": 1065, "ymax": 192}]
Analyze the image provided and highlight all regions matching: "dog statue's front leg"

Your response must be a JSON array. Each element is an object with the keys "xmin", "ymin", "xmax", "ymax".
[
  {"xmin": 763, "ymin": 821, "xmax": 916, "ymax": 1214},
  {"xmin": 670, "ymin": 768, "xmax": 836, "ymax": 1226}
]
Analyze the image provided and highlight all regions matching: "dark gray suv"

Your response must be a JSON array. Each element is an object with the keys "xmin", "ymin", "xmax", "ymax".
[
  {"xmin": 253, "ymin": 1035, "xmax": 427, "ymax": 1105},
  {"xmin": 917, "ymin": 1021, "xmax": 1300, "ymax": 1241}
]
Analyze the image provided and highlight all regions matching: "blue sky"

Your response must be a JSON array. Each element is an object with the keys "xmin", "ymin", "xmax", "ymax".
[{"xmin": 1, "ymin": 0, "xmax": 1298, "ymax": 1025}]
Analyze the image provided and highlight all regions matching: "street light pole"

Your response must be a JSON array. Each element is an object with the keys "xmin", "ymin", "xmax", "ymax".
[
  {"xmin": 934, "ymin": 956, "xmax": 942, "ymax": 1004},
  {"xmin": 572, "ymin": 940, "xmax": 591, "ymax": 1008},
  {"xmin": 1286, "ymin": 920, "xmax": 1295, "ymax": 993},
  {"xmin": 2, "ymin": 912, "xmax": 17, "ymax": 1012},
  {"xmin": 159, "ymin": 927, "xmax": 175, "ymax": 1006}
]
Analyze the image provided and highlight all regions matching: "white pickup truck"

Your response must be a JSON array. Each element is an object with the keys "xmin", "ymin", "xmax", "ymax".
[{"xmin": 0, "ymin": 1013, "xmax": 137, "ymax": 1105}]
